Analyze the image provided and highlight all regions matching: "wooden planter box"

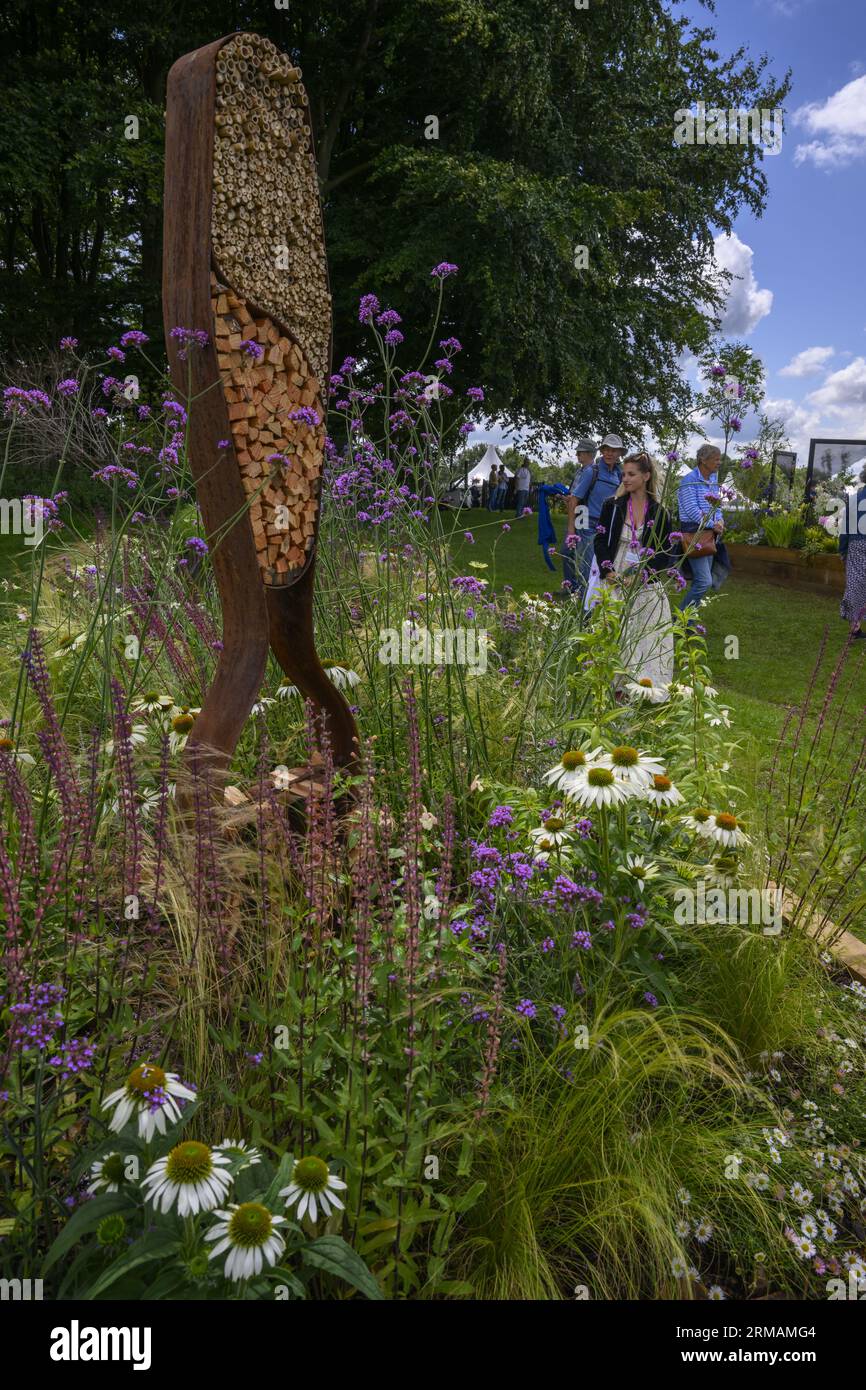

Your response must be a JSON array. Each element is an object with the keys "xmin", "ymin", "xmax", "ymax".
[{"xmin": 726, "ymin": 543, "xmax": 845, "ymax": 595}]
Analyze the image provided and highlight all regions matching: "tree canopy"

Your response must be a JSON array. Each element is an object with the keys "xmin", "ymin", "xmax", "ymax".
[{"xmin": 0, "ymin": 0, "xmax": 789, "ymax": 442}]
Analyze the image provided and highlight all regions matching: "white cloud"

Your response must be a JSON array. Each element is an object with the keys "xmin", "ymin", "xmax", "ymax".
[
  {"xmin": 794, "ymin": 75, "xmax": 866, "ymax": 169},
  {"xmin": 779, "ymin": 345, "xmax": 835, "ymax": 378},
  {"xmin": 806, "ymin": 357, "xmax": 866, "ymax": 411},
  {"xmin": 713, "ymin": 233, "xmax": 773, "ymax": 335}
]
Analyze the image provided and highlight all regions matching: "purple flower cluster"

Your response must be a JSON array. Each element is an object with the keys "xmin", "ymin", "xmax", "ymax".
[
  {"xmin": 9, "ymin": 983, "xmax": 66, "ymax": 1052},
  {"xmin": 48, "ymin": 1037, "xmax": 97, "ymax": 1078},
  {"xmin": 120, "ymin": 330, "xmax": 149, "ymax": 348}
]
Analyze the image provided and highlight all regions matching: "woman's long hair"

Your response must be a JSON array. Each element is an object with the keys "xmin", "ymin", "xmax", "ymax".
[{"xmin": 615, "ymin": 451, "xmax": 660, "ymax": 501}]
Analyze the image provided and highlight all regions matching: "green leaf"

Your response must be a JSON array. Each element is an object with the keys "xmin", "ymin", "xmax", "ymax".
[
  {"xmin": 85, "ymin": 1229, "xmax": 181, "ymax": 1300},
  {"xmin": 300, "ymin": 1235, "xmax": 384, "ymax": 1300},
  {"xmin": 42, "ymin": 1193, "xmax": 131, "ymax": 1274}
]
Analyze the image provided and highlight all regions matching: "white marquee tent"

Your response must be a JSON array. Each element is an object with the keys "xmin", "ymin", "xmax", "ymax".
[{"xmin": 465, "ymin": 443, "xmax": 513, "ymax": 481}]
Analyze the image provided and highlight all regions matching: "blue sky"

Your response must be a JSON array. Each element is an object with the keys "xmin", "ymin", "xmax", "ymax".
[{"xmin": 483, "ymin": 0, "xmax": 866, "ymax": 465}]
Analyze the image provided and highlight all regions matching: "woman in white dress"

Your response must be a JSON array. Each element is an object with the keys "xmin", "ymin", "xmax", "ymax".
[{"xmin": 585, "ymin": 452, "xmax": 675, "ymax": 691}]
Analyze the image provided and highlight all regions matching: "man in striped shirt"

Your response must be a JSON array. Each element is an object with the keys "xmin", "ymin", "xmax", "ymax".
[{"xmin": 677, "ymin": 443, "xmax": 725, "ymax": 611}]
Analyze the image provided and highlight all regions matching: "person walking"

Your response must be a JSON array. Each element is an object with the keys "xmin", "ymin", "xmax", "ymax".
[
  {"xmin": 564, "ymin": 433, "xmax": 625, "ymax": 592},
  {"xmin": 677, "ymin": 443, "xmax": 725, "ymax": 612},
  {"xmin": 839, "ymin": 463, "xmax": 866, "ymax": 639},
  {"xmin": 591, "ymin": 452, "xmax": 675, "ymax": 690},
  {"xmin": 514, "ymin": 462, "xmax": 531, "ymax": 516}
]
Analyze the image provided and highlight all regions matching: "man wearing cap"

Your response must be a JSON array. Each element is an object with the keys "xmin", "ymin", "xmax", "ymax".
[{"xmin": 563, "ymin": 434, "xmax": 625, "ymax": 591}]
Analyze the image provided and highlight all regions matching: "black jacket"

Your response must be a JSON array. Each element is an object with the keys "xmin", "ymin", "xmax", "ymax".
[{"xmin": 593, "ymin": 494, "xmax": 674, "ymax": 575}]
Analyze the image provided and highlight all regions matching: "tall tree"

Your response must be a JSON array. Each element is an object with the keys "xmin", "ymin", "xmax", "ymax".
[{"xmin": 0, "ymin": 0, "xmax": 789, "ymax": 442}]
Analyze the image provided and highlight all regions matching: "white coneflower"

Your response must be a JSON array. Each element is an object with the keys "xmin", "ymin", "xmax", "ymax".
[
  {"xmin": 132, "ymin": 691, "xmax": 175, "ymax": 716},
  {"xmin": 528, "ymin": 817, "xmax": 572, "ymax": 852},
  {"xmin": 621, "ymin": 854, "xmax": 660, "ymax": 891},
  {"xmin": 0, "ymin": 737, "xmax": 35, "ymax": 766},
  {"xmin": 569, "ymin": 764, "xmax": 628, "ymax": 810},
  {"xmin": 205, "ymin": 1203, "xmax": 286, "ymax": 1281},
  {"xmin": 102, "ymin": 1062, "xmax": 196, "ymax": 1142},
  {"xmin": 670, "ymin": 682, "xmax": 693, "ymax": 698},
  {"xmin": 644, "ymin": 773, "xmax": 683, "ymax": 808},
  {"xmin": 215, "ymin": 1139, "xmax": 262, "ymax": 1171},
  {"xmin": 169, "ymin": 707, "xmax": 200, "ymax": 753},
  {"xmin": 542, "ymin": 748, "xmax": 601, "ymax": 795},
  {"xmin": 624, "ymin": 677, "xmax": 669, "ymax": 704},
  {"xmin": 321, "ymin": 660, "xmax": 361, "ymax": 689},
  {"xmin": 251, "ymin": 697, "xmax": 275, "ymax": 716},
  {"xmin": 103, "ymin": 725, "xmax": 149, "ymax": 757},
  {"xmin": 142, "ymin": 1141, "xmax": 232, "ymax": 1216},
  {"xmin": 88, "ymin": 1153, "xmax": 129, "ymax": 1195},
  {"xmin": 680, "ymin": 808, "xmax": 714, "ymax": 836},
  {"xmin": 598, "ymin": 745, "xmax": 665, "ymax": 789},
  {"xmin": 279, "ymin": 1155, "xmax": 347, "ymax": 1223},
  {"xmin": 276, "ymin": 681, "xmax": 300, "ymax": 700},
  {"xmin": 704, "ymin": 813, "xmax": 749, "ymax": 848}
]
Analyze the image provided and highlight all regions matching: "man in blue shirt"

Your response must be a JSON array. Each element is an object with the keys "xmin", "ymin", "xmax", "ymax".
[
  {"xmin": 677, "ymin": 443, "xmax": 725, "ymax": 611},
  {"xmin": 563, "ymin": 433, "xmax": 625, "ymax": 591}
]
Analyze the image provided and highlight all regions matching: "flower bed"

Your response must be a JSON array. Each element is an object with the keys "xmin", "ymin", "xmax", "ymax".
[{"xmin": 726, "ymin": 543, "xmax": 845, "ymax": 594}]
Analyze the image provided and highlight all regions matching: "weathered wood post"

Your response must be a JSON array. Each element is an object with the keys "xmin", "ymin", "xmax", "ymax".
[{"xmin": 163, "ymin": 32, "xmax": 358, "ymax": 785}]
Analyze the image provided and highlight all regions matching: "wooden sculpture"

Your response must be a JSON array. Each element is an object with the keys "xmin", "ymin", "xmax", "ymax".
[{"xmin": 163, "ymin": 32, "xmax": 358, "ymax": 779}]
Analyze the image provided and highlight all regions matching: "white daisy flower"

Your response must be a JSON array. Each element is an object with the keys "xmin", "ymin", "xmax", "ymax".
[
  {"xmin": 597, "ymin": 745, "xmax": 665, "ymax": 789},
  {"xmin": 694, "ymin": 1220, "xmax": 713, "ymax": 1244},
  {"xmin": 644, "ymin": 773, "xmax": 684, "ymax": 808},
  {"xmin": 215, "ymin": 1139, "xmax": 262, "ymax": 1171},
  {"xmin": 675, "ymin": 1218, "xmax": 691, "ymax": 1238},
  {"xmin": 142, "ymin": 1141, "xmax": 232, "ymax": 1216},
  {"xmin": 841, "ymin": 1253, "xmax": 866, "ymax": 1279},
  {"xmin": 670, "ymin": 1255, "xmax": 688, "ymax": 1278},
  {"xmin": 321, "ymin": 661, "xmax": 361, "ymax": 689},
  {"xmin": 677, "ymin": 1187, "xmax": 692, "ymax": 1205},
  {"xmin": 569, "ymin": 764, "xmax": 630, "ymax": 810},
  {"xmin": 624, "ymin": 678, "xmax": 669, "ymax": 704},
  {"xmin": 704, "ymin": 812, "xmax": 749, "ymax": 848},
  {"xmin": 279, "ymin": 1155, "xmax": 348, "ymax": 1223},
  {"xmin": 790, "ymin": 1233, "xmax": 815, "ymax": 1259},
  {"xmin": 813, "ymin": 1150, "xmax": 825, "ymax": 1169},
  {"xmin": 768, "ymin": 1145, "xmax": 781, "ymax": 1165},
  {"xmin": 707, "ymin": 1285, "xmax": 726, "ymax": 1301},
  {"xmin": 542, "ymin": 748, "xmax": 602, "ymax": 795},
  {"xmin": 800, "ymin": 1215, "xmax": 818, "ymax": 1239},
  {"xmin": 88, "ymin": 1153, "xmax": 129, "ymax": 1195},
  {"xmin": 102, "ymin": 1062, "xmax": 196, "ymax": 1142},
  {"xmin": 746, "ymin": 1172, "xmax": 770, "ymax": 1191},
  {"xmin": 790, "ymin": 1182, "xmax": 813, "ymax": 1207},
  {"xmin": 821, "ymin": 1220, "xmax": 837, "ymax": 1242},
  {"xmin": 205, "ymin": 1203, "xmax": 286, "ymax": 1281},
  {"xmin": 679, "ymin": 808, "xmax": 714, "ymax": 836}
]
